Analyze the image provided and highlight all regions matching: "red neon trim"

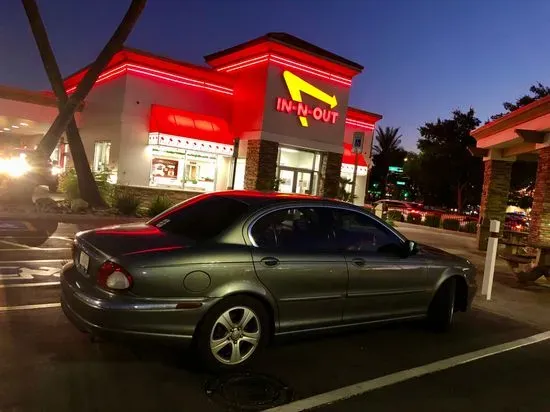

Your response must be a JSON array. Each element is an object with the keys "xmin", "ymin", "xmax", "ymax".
[
  {"xmin": 66, "ymin": 63, "xmax": 233, "ymax": 96},
  {"xmin": 222, "ymin": 54, "xmax": 270, "ymax": 72},
  {"xmin": 217, "ymin": 53, "xmax": 352, "ymax": 87},
  {"xmin": 345, "ymin": 118, "xmax": 375, "ymax": 130}
]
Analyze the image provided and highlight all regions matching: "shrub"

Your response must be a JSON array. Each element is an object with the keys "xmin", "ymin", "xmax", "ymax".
[
  {"xmin": 59, "ymin": 168, "xmax": 113, "ymax": 203},
  {"xmin": 424, "ymin": 214, "xmax": 441, "ymax": 228},
  {"xmin": 406, "ymin": 213, "xmax": 422, "ymax": 224},
  {"xmin": 147, "ymin": 195, "xmax": 172, "ymax": 217},
  {"xmin": 59, "ymin": 168, "xmax": 79, "ymax": 200},
  {"xmin": 387, "ymin": 210, "xmax": 403, "ymax": 221},
  {"xmin": 114, "ymin": 190, "xmax": 141, "ymax": 216},
  {"xmin": 460, "ymin": 221, "xmax": 477, "ymax": 234},
  {"xmin": 442, "ymin": 218, "xmax": 460, "ymax": 231}
]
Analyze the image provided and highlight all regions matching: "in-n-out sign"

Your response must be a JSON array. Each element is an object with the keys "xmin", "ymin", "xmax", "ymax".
[{"xmin": 275, "ymin": 70, "xmax": 339, "ymax": 127}]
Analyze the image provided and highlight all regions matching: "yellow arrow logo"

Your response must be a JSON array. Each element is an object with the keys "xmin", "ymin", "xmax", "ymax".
[{"xmin": 282, "ymin": 70, "xmax": 338, "ymax": 127}]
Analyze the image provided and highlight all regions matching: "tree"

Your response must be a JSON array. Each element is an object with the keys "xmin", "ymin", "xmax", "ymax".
[
  {"xmin": 370, "ymin": 126, "xmax": 407, "ymax": 196},
  {"xmin": 13, "ymin": 0, "xmax": 147, "ymax": 205},
  {"xmin": 490, "ymin": 82, "xmax": 550, "ymax": 121},
  {"xmin": 416, "ymin": 109, "xmax": 482, "ymax": 212}
]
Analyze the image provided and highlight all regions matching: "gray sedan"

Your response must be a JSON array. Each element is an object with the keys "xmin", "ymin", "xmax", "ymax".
[{"xmin": 61, "ymin": 191, "xmax": 477, "ymax": 370}]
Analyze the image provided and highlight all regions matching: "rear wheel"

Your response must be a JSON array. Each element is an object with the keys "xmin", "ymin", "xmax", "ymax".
[
  {"xmin": 196, "ymin": 296, "xmax": 269, "ymax": 371},
  {"xmin": 427, "ymin": 278, "xmax": 456, "ymax": 332}
]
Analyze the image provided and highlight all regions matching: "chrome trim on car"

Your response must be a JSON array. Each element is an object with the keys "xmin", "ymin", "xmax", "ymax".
[
  {"xmin": 347, "ymin": 288, "xmax": 427, "ymax": 298},
  {"xmin": 279, "ymin": 294, "xmax": 345, "ymax": 302},
  {"xmin": 71, "ymin": 287, "xmax": 207, "ymax": 311},
  {"xmin": 246, "ymin": 202, "xmax": 407, "ymax": 248}
]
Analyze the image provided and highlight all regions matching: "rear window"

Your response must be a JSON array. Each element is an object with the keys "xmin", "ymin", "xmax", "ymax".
[{"xmin": 152, "ymin": 196, "xmax": 250, "ymax": 242}]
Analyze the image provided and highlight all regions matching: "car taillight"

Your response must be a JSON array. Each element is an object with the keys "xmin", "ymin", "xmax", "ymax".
[{"xmin": 97, "ymin": 261, "xmax": 133, "ymax": 291}]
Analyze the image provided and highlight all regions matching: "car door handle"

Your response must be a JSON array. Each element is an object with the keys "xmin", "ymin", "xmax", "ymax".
[
  {"xmin": 261, "ymin": 257, "xmax": 279, "ymax": 267},
  {"xmin": 351, "ymin": 258, "xmax": 366, "ymax": 267}
]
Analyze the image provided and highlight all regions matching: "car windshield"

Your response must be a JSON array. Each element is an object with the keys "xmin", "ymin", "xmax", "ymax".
[{"xmin": 150, "ymin": 195, "xmax": 250, "ymax": 242}]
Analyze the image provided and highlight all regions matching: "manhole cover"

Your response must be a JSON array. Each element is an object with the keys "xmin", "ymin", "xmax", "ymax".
[{"xmin": 205, "ymin": 372, "xmax": 293, "ymax": 410}]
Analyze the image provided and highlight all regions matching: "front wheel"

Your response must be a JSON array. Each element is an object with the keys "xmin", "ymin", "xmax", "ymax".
[
  {"xmin": 427, "ymin": 278, "xmax": 456, "ymax": 332},
  {"xmin": 196, "ymin": 296, "xmax": 269, "ymax": 371}
]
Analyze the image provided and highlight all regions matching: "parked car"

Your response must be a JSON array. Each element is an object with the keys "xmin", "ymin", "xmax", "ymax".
[
  {"xmin": 372, "ymin": 199, "xmax": 424, "ymax": 221},
  {"xmin": 504, "ymin": 212, "xmax": 529, "ymax": 232},
  {"xmin": 61, "ymin": 191, "xmax": 477, "ymax": 370}
]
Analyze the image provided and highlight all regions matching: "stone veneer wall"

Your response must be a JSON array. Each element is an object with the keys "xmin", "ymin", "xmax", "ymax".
[
  {"xmin": 244, "ymin": 139, "xmax": 279, "ymax": 191},
  {"xmin": 114, "ymin": 185, "xmax": 199, "ymax": 208},
  {"xmin": 529, "ymin": 147, "xmax": 550, "ymax": 246},
  {"xmin": 319, "ymin": 151, "xmax": 343, "ymax": 198},
  {"xmin": 476, "ymin": 159, "xmax": 513, "ymax": 250}
]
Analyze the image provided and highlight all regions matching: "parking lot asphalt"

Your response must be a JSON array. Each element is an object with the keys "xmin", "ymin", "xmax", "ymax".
[{"xmin": 0, "ymin": 217, "xmax": 548, "ymax": 411}]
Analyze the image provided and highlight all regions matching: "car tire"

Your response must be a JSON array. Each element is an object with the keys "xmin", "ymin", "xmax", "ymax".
[
  {"xmin": 195, "ymin": 295, "xmax": 270, "ymax": 371},
  {"xmin": 427, "ymin": 278, "xmax": 456, "ymax": 332}
]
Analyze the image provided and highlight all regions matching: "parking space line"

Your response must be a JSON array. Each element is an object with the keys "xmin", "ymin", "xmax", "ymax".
[
  {"xmin": 267, "ymin": 330, "xmax": 550, "ymax": 412},
  {"xmin": 0, "ymin": 259, "xmax": 65, "ymax": 264},
  {"xmin": 0, "ymin": 302, "xmax": 61, "ymax": 312},
  {"xmin": 0, "ymin": 240, "xmax": 33, "ymax": 250},
  {"xmin": 0, "ymin": 281, "xmax": 60, "ymax": 289}
]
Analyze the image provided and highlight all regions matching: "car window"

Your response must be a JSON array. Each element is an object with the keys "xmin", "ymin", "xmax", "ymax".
[
  {"xmin": 151, "ymin": 195, "xmax": 249, "ymax": 242},
  {"xmin": 331, "ymin": 209, "xmax": 405, "ymax": 254},
  {"xmin": 250, "ymin": 207, "xmax": 334, "ymax": 250}
]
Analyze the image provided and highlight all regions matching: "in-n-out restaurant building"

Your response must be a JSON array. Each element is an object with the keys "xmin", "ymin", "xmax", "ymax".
[{"xmin": 0, "ymin": 33, "xmax": 382, "ymax": 204}]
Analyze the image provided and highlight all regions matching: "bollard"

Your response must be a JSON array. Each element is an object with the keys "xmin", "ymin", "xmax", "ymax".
[{"xmin": 481, "ymin": 219, "xmax": 500, "ymax": 300}]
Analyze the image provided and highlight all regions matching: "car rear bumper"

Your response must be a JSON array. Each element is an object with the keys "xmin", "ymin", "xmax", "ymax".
[{"xmin": 60, "ymin": 263, "xmax": 219, "ymax": 345}]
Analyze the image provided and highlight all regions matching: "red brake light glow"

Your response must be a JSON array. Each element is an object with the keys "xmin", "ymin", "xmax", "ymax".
[{"xmin": 97, "ymin": 261, "xmax": 133, "ymax": 291}]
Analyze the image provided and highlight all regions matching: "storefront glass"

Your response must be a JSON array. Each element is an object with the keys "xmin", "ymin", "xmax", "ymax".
[
  {"xmin": 276, "ymin": 146, "xmax": 321, "ymax": 195},
  {"xmin": 148, "ymin": 146, "xmax": 230, "ymax": 192},
  {"xmin": 93, "ymin": 141, "xmax": 111, "ymax": 172}
]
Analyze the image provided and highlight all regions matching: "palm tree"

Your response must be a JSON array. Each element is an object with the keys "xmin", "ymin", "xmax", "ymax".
[
  {"xmin": 372, "ymin": 126, "xmax": 406, "ymax": 198},
  {"xmin": 13, "ymin": 0, "xmax": 147, "ymax": 205},
  {"xmin": 373, "ymin": 126, "xmax": 403, "ymax": 156}
]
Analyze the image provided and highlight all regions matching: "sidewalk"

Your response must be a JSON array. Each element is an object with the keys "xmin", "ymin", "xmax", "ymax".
[{"xmin": 396, "ymin": 222, "xmax": 550, "ymax": 330}]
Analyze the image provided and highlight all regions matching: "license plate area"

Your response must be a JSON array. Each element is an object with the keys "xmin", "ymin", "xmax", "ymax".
[{"xmin": 78, "ymin": 251, "xmax": 90, "ymax": 273}]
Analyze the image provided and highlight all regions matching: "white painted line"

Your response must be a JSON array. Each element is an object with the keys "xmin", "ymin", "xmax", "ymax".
[
  {"xmin": 0, "ymin": 239, "xmax": 34, "ymax": 249},
  {"xmin": 266, "ymin": 330, "xmax": 550, "ymax": 412},
  {"xmin": 0, "ymin": 281, "xmax": 60, "ymax": 289},
  {"xmin": 0, "ymin": 259, "xmax": 65, "ymax": 264},
  {"xmin": 0, "ymin": 302, "xmax": 61, "ymax": 312},
  {"xmin": 0, "ymin": 247, "xmax": 71, "ymax": 252}
]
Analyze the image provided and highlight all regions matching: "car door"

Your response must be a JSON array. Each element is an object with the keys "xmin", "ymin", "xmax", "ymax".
[
  {"xmin": 331, "ymin": 208, "xmax": 432, "ymax": 323},
  {"xmin": 248, "ymin": 206, "xmax": 348, "ymax": 333}
]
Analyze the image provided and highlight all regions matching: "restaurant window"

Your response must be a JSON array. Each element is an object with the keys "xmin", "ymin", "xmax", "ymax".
[
  {"xmin": 148, "ymin": 146, "xmax": 230, "ymax": 192},
  {"xmin": 93, "ymin": 141, "xmax": 111, "ymax": 172}
]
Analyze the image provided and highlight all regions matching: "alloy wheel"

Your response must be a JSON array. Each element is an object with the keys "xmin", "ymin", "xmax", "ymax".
[{"xmin": 209, "ymin": 306, "xmax": 261, "ymax": 365}]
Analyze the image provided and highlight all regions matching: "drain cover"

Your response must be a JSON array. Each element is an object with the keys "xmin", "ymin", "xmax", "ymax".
[{"xmin": 205, "ymin": 372, "xmax": 293, "ymax": 410}]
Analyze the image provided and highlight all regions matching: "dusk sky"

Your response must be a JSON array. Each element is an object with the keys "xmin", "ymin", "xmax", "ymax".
[{"xmin": 1, "ymin": 0, "xmax": 549, "ymax": 150}]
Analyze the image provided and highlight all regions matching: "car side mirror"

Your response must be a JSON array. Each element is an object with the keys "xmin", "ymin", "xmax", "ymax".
[{"xmin": 406, "ymin": 240, "xmax": 418, "ymax": 256}]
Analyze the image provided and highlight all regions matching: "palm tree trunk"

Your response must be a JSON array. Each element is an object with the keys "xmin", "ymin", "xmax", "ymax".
[
  {"xmin": 34, "ymin": 0, "xmax": 147, "ymax": 158},
  {"xmin": 21, "ymin": 0, "xmax": 107, "ymax": 207}
]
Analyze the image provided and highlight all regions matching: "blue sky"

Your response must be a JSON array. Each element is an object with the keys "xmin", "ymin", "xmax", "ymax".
[{"xmin": 1, "ymin": 0, "xmax": 549, "ymax": 150}]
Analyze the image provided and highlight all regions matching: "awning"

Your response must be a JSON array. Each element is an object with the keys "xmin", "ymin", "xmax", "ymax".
[
  {"xmin": 342, "ymin": 142, "xmax": 368, "ymax": 166},
  {"xmin": 149, "ymin": 104, "xmax": 233, "ymax": 146}
]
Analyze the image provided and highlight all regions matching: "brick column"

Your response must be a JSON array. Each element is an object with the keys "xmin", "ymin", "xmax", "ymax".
[
  {"xmin": 529, "ymin": 147, "xmax": 550, "ymax": 247},
  {"xmin": 319, "ymin": 151, "xmax": 343, "ymax": 198},
  {"xmin": 244, "ymin": 139, "xmax": 279, "ymax": 191},
  {"xmin": 477, "ymin": 159, "xmax": 512, "ymax": 250}
]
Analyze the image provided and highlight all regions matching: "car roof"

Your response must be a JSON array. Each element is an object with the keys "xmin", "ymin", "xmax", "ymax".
[{"xmin": 208, "ymin": 190, "xmax": 350, "ymax": 209}]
